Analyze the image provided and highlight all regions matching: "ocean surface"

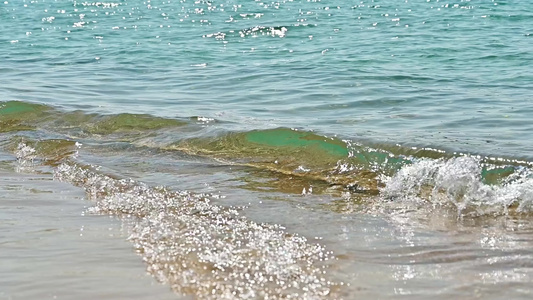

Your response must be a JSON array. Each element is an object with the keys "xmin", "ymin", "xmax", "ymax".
[{"xmin": 1, "ymin": 0, "xmax": 533, "ymax": 299}]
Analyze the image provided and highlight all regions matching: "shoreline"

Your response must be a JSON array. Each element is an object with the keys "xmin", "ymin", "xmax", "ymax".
[{"xmin": 0, "ymin": 170, "xmax": 180, "ymax": 300}]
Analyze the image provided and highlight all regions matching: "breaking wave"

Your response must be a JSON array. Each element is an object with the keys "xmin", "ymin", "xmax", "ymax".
[
  {"xmin": 381, "ymin": 156, "xmax": 533, "ymax": 217},
  {"xmin": 3, "ymin": 100, "xmax": 533, "ymax": 219}
]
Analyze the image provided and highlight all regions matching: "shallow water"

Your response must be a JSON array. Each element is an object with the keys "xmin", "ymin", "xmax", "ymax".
[
  {"xmin": 2, "ymin": 117, "xmax": 533, "ymax": 298},
  {"xmin": 0, "ymin": 169, "xmax": 182, "ymax": 300},
  {"xmin": 2, "ymin": 0, "xmax": 533, "ymax": 299}
]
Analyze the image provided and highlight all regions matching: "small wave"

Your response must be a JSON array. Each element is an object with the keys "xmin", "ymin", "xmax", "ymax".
[
  {"xmin": 166, "ymin": 128, "xmax": 383, "ymax": 193},
  {"xmin": 0, "ymin": 101, "xmax": 187, "ymax": 137},
  {"xmin": 381, "ymin": 156, "xmax": 533, "ymax": 217},
  {"xmin": 5, "ymin": 101, "xmax": 533, "ymax": 218}
]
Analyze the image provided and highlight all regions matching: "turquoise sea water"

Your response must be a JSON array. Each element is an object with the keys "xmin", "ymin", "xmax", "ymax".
[
  {"xmin": 2, "ymin": 0, "xmax": 533, "ymax": 299},
  {"xmin": 3, "ymin": 0, "xmax": 532, "ymax": 157}
]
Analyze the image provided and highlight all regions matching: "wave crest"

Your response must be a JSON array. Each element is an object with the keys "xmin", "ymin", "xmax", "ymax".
[{"xmin": 381, "ymin": 156, "xmax": 533, "ymax": 216}]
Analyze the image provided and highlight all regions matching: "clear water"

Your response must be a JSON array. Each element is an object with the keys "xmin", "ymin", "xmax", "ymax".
[
  {"xmin": 0, "ymin": 169, "xmax": 182, "ymax": 300},
  {"xmin": 2, "ymin": 0, "xmax": 533, "ymax": 299},
  {"xmin": 3, "ymin": 0, "xmax": 533, "ymax": 157}
]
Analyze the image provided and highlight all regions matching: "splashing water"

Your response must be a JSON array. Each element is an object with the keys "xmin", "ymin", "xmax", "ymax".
[
  {"xmin": 14, "ymin": 142, "xmax": 37, "ymax": 172},
  {"xmin": 381, "ymin": 156, "xmax": 533, "ymax": 217}
]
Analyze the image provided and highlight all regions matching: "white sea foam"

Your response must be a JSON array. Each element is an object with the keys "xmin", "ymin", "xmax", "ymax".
[
  {"xmin": 55, "ymin": 162, "xmax": 339, "ymax": 299},
  {"xmin": 15, "ymin": 143, "xmax": 36, "ymax": 172},
  {"xmin": 381, "ymin": 156, "xmax": 533, "ymax": 216}
]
